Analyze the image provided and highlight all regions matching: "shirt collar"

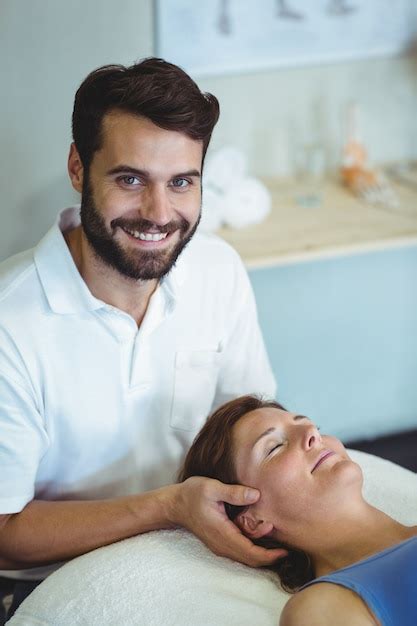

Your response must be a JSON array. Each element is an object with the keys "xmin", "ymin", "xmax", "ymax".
[
  {"xmin": 34, "ymin": 207, "xmax": 104, "ymax": 314},
  {"xmin": 34, "ymin": 207, "xmax": 188, "ymax": 315}
]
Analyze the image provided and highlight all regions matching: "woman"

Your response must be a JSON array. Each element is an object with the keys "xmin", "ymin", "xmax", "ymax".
[{"xmin": 179, "ymin": 395, "xmax": 417, "ymax": 626}]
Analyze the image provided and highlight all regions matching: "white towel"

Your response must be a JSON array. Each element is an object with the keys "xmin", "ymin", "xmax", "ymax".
[
  {"xmin": 200, "ymin": 186, "xmax": 224, "ymax": 233},
  {"xmin": 222, "ymin": 177, "xmax": 272, "ymax": 229},
  {"xmin": 203, "ymin": 146, "xmax": 247, "ymax": 193},
  {"xmin": 8, "ymin": 450, "xmax": 417, "ymax": 626},
  {"xmin": 201, "ymin": 147, "xmax": 271, "ymax": 232}
]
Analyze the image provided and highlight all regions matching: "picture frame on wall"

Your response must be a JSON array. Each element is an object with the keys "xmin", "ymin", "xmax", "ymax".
[{"xmin": 154, "ymin": 0, "xmax": 416, "ymax": 77}]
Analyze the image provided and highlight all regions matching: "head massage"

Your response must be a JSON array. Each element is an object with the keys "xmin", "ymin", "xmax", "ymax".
[
  {"xmin": 7, "ymin": 395, "xmax": 417, "ymax": 625},
  {"xmin": 179, "ymin": 395, "xmax": 417, "ymax": 624},
  {"xmin": 2, "ymin": 37, "xmax": 417, "ymax": 625},
  {"xmin": 178, "ymin": 395, "xmax": 358, "ymax": 589}
]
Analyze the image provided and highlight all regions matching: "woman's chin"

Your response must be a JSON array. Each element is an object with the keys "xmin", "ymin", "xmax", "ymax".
[{"xmin": 331, "ymin": 457, "xmax": 364, "ymax": 491}]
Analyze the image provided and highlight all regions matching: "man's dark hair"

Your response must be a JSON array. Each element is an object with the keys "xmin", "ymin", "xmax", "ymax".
[{"xmin": 72, "ymin": 57, "xmax": 220, "ymax": 171}]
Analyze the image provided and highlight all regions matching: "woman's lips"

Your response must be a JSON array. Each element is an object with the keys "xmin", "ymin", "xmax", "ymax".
[{"xmin": 311, "ymin": 451, "xmax": 335, "ymax": 473}]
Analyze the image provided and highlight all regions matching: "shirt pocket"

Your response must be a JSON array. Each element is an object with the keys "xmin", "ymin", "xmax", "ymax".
[{"xmin": 170, "ymin": 348, "xmax": 221, "ymax": 431}]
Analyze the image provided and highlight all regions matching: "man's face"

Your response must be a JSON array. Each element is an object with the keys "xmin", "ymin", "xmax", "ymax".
[{"xmin": 79, "ymin": 111, "xmax": 203, "ymax": 281}]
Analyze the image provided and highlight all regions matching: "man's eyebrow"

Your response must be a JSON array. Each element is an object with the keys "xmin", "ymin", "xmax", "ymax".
[
  {"xmin": 105, "ymin": 165, "xmax": 201, "ymax": 179},
  {"xmin": 174, "ymin": 169, "xmax": 201, "ymax": 179},
  {"xmin": 251, "ymin": 415, "xmax": 309, "ymax": 448},
  {"xmin": 106, "ymin": 165, "xmax": 149, "ymax": 177}
]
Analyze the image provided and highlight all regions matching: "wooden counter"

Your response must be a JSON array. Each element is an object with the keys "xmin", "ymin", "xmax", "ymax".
[{"xmin": 216, "ymin": 174, "xmax": 417, "ymax": 268}]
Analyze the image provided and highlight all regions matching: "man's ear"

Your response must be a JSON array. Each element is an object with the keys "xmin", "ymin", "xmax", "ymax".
[
  {"xmin": 236, "ymin": 510, "xmax": 274, "ymax": 540},
  {"xmin": 68, "ymin": 143, "xmax": 84, "ymax": 193}
]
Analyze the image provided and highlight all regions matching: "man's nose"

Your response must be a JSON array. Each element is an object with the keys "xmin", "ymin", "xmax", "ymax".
[
  {"xmin": 302, "ymin": 424, "xmax": 321, "ymax": 450},
  {"xmin": 140, "ymin": 184, "xmax": 171, "ymax": 227}
]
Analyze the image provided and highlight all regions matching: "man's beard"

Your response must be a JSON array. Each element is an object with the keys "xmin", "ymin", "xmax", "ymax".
[{"xmin": 80, "ymin": 177, "xmax": 200, "ymax": 281}]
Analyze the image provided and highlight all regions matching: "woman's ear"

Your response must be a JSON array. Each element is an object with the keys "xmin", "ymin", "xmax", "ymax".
[{"xmin": 236, "ymin": 511, "xmax": 274, "ymax": 540}]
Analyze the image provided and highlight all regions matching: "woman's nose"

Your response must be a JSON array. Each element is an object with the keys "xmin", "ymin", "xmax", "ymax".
[{"xmin": 303, "ymin": 424, "xmax": 321, "ymax": 450}]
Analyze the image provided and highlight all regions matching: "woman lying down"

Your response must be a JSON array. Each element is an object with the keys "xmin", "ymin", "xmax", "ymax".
[{"xmin": 179, "ymin": 395, "xmax": 417, "ymax": 626}]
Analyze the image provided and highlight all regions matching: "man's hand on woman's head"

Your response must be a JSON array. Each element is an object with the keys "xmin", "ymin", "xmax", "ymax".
[{"xmin": 165, "ymin": 476, "xmax": 288, "ymax": 567}]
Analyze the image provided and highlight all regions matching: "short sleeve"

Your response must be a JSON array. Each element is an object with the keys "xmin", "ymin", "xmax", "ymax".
[{"xmin": 0, "ymin": 373, "xmax": 49, "ymax": 513}]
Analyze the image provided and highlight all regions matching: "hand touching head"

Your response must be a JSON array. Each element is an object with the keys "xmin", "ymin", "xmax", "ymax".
[{"xmin": 178, "ymin": 396, "xmax": 316, "ymax": 591}]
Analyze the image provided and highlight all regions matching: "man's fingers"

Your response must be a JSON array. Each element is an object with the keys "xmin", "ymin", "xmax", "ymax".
[
  {"xmin": 184, "ymin": 477, "xmax": 259, "ymax": 508},
  {"xmin": 218, "ymin": 482, "xmax": 260, "ymax": 506},
  {"xmin": 247, "ymin": 544, "xmax": 289, "ymax": 567},
  {"xmin": 181, "ymin": 477, "xmax": 288, "ymax": 569},
  {"xmin": 233, "ymin": 540, "xmax": 288, "ymax": 568},
  {"xmin": 213, "ymin": 520, "xmax": 288, "ymax": 567}
]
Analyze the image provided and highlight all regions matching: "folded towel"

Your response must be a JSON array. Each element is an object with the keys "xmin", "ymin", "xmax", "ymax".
[
  {"xmin": 201, "ymin": 147, "xmax": 271, "ymax": 232},
  {"xmin": 222, "ymin": 177, "xmax": 272, "ymax": 229},
  {"xmin": 200, "ymin": 186, "xmax": 224, "ymax": 232},
  {"xmin": 203, "ymin": 146, "xmax": 247, "ymax": 193},
  {"xmin": 9, "ymin": 451, "xmax": 417, "ymax": 626}
]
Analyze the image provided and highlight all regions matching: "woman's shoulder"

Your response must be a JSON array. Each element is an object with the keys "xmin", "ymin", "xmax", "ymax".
[{"xmin": 279, "ymin": 583, "xmax": 378, "ymax": 626}]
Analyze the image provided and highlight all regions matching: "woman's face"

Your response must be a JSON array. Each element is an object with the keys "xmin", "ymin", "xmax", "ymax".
[{"xmin": 231, "ymin": 407, "xmax": 361, "ymax": 538}]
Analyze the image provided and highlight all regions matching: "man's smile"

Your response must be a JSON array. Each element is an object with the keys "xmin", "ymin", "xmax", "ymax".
[{"xmin": 120, "ymin": 226, "xmax": 178, "ymax": 249}]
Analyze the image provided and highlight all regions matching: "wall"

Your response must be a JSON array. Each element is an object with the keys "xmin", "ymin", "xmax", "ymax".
[
  {"xmin": 250, "ymin": 245, "xmax": 417, "ymax": 441},
  {"xmin": 201, "ymin": 53, "xmax": 417, "ymax": 178},
  {"xmin": 0, "ymin": 0, "xmax": 153, "ymax": 261},
  {"xmin": 1, "ymin": 1, "xmax": 417, "ymax": 440},
  {"xmin": 1, "ymin": 0, "xmax": 417, "ymax": 261}
]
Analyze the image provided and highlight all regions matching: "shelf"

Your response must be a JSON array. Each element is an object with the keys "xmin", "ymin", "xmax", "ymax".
[{"xmin": 216, "ymin": 175, "xmax": 417, "ymax": 268}]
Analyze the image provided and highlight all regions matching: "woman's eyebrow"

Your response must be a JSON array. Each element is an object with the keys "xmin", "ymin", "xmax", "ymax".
[
  {"xmin": 252, "ymin": 427, "xmax": 276, "ymax": 448},
  {"xmin": 251, "ymin": 415, "xmax": 309, "ymax": 449}
]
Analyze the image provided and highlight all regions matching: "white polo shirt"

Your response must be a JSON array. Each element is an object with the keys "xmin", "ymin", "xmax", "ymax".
[{"xmin": 0, "ymin": 207, "xmax": 276, "ymax": 578}]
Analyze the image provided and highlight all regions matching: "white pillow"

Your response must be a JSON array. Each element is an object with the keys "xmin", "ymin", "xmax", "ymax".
[{"xmin": 8, "ymin": 451, "xmax": 417, "ymax": 626}]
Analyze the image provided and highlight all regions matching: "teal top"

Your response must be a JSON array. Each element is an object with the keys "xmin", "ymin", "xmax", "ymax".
[{"xmin": 301, "ymin": 535, "xmax": 417, "ymax": 626}]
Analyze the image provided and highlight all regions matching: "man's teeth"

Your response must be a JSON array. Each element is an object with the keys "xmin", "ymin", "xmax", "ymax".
[{"xmin": 124, "ymin": 228, "xmax": 168, "ymax": 241}]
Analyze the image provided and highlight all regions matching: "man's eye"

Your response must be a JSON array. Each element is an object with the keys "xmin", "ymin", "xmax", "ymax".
[
  {"xmin": 120, "ymin": 176, "xmax": 140, "ymax": 186},
  {"xmin": 171, "ymin": 178, "xmax": 189, "ymax": 189}
]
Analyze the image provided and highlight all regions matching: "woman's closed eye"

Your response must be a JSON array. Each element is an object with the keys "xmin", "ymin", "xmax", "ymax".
[{"xmin": 267, "ymin": 442, "xmax": 283, "ymax": 457}]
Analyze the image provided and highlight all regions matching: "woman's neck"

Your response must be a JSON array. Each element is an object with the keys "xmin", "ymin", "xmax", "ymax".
[{"xmin": 305, "ymin": 503, "xmax": 417, "ymax": 577}]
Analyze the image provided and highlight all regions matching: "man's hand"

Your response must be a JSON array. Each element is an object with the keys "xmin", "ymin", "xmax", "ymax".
[{"xmin": 166, "ymin": 476, "xmax": 288, "ymax": 567}]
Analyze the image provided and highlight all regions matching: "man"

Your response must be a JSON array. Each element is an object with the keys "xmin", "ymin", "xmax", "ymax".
[{"xmin": 0, "ymin": 58, "xmax": 284, "ymax": 620}]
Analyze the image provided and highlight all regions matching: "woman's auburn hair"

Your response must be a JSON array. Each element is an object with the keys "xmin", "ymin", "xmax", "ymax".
[{"xmin": 178, "ymin": 394, "xmax": 314, "ymax": 593}]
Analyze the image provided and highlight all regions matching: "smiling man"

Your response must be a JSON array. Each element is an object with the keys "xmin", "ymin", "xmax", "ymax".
[{"xmin": 0, "ymin": 58, "xmax": 277, "ymax": 620}]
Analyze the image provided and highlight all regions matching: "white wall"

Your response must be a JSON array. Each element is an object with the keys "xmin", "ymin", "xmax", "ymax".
[
  {"xmin": 1, "ymin": 0, "xmax": 417, "ymax": 261},
  {"xmin": 201, "ymin": 54, "xmax": 417, "ymax": 178},
  {"xmin": 0, "ymin": 0, "xmax": 153, "ymax": 260}
]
